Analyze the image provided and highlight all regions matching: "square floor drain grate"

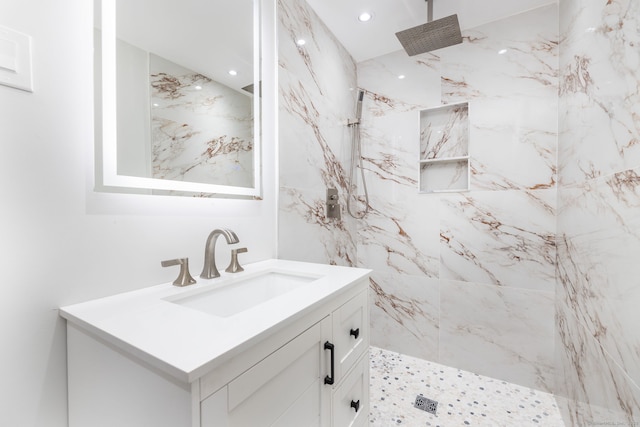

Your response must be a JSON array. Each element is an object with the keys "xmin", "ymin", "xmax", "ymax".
[{"xmin": 414, "ymin": 395, "xmax": 438, "ymax": 415}]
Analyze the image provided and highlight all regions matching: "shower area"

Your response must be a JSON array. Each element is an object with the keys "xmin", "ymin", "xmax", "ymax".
[
  {"xmin": 278, "ymin": 0, "xmax": 639, "ymax": 425},
  {"xmin": 279, "ymin": 0, "xmax": 556, "ymax": 411}
]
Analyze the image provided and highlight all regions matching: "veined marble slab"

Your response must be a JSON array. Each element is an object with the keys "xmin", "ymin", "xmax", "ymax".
[
  {"xmin": 439, "ymin": 279, "xmax": 555, "ymax": 392},
  {"xmin": 558, "ymin": 0, "xmax": 640, "ymax": 187},
  {"xmin": 556, "ymin": 0, "xmax": 640, "ymax": 424},
  {"xmin": 369, "ymin": 272, "xmax": 440, "ymax": 361},
  {"xmin": 440, "ymin": 189, "xmax": 556, "ymax": 292},
  {"xmin": 556, "ymin": 168, "xmax": 640, "ymax": 405}
]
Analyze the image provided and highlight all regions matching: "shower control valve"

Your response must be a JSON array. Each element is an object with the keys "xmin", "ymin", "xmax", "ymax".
[{"xmin": 326, "ymin": 188, "xmax": 341, "ymax": 220}]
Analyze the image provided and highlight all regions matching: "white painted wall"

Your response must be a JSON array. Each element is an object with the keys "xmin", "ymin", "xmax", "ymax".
[{"xmin": 0, "ymin": 0, "xmax": 277, "ymax": 425}]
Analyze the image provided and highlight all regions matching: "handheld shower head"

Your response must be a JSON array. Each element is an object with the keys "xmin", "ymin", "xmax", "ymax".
[
  {"xmin": 355, "ymin": 90, "xmax": 364, "ymax": 121},
  {"xmin": 347, "ymin": 89, "xmax": 370, "ymax": 219}
]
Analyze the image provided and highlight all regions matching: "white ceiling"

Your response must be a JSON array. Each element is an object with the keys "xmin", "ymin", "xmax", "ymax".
[{"xmin": 306, "ymin": 0, "xmax": 557, "ymax": 62}]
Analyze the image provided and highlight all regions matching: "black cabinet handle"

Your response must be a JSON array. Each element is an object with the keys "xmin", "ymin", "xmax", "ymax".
[
  {"xmin": 349, "ymin": 328, "xmax": 360, "ymax": 339},
  {"xmin": 324, "ymin": 341, "xmax": 334, "ymax": 385},
  {"xmin": 350, "ymin": 399, "xmax": 360, "ymax": 412}
]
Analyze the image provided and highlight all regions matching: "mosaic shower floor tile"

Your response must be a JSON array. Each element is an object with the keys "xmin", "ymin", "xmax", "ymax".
[{"xmin": 369, "ymin": 347, "xmax": 565, "ymax": 426}]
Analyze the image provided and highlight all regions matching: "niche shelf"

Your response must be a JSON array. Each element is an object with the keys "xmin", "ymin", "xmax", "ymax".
[{"xmin": 419, "ymin": 102, "xmax": 470, "ymax": 193}]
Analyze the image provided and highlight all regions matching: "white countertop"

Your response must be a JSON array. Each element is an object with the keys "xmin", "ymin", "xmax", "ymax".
[{"xmin": 59, "ymin": 259, "xmax": 371, "ymax": 383}]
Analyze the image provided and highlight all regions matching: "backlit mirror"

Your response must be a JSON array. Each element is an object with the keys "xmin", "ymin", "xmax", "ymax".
[{"xmin": 95, "ymin": 0, "xmax": 261, "ymax": 197}]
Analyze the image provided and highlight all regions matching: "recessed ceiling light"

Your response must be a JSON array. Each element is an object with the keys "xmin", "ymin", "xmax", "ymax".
[
  {"xmin": 228, "ymin": 70, "xmax": 238, "ymax": 76},
  {"xmin": 398, "ymin": 75, "xmax": 406, "ymax": 79},
  {"xmin": 358, "ymin": 12, "xmax": 373, "ymax": 22},
  {"xmin": 498, "ymin": 49, "xmax": 508, "ymax": 55},
  {"xmin": 296, "ymin": 39, "xmax": 306, "ymax": 46}
]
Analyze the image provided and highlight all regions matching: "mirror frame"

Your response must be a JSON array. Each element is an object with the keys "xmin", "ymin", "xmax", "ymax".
[{"xmin": 97, "ymin": 0, "xmax": 262, "ymax": 197}]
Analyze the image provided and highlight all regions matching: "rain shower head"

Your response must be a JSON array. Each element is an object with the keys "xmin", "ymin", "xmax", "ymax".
[{"xmin": 395, "ymin": 0, "xmax": 462, "ymax": 56}]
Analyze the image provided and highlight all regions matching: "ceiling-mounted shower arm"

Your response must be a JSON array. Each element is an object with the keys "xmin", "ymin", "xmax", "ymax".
[{"xmin": 427, "ymin": 0, "xmax": 433, "ymax": 22}]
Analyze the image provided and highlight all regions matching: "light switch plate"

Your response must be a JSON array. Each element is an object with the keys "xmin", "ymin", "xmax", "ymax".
[{"xmin": 0, "ymin": 24, "xmax": 33, "ymax": 92}]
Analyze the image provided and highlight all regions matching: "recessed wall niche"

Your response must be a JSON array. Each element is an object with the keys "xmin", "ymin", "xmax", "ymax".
[{"xmin": 419, "ymin": 102, "xmax": 470, "ymax": 193}]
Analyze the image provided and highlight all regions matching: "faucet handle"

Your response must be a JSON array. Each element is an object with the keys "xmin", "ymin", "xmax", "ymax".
[
  {"xmin": 225, "ymin": 248, "xmax": 248, "ymax": 273},
  {"xmin": 161, "ymin": 258, "xmax": 197, "ymax": 287}
]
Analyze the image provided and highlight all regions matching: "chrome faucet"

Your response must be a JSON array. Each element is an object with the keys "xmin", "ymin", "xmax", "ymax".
[{"xmin": 200, "ymin": 229, "xmax": 239, "ymax": 279}]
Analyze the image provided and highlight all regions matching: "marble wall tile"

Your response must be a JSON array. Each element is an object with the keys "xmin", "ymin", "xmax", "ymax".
[
  {"xmin": 420, "ymin": 160, "xmax": 469, "ymax": 193},
  {"xmin": 440, "ymin": 189, "xmax": 556, "ymax": 292},
  {"xmin": 355, "ymin": 98, "xmax": 441, "ymax": 287},
  {"xmin": 556, "ymin": 168, "xmax": 640, "ymax": 390},
  {"xmin": 440, "ymin": 279, "xmax": 555, "ymax": 392},
  {"xmin": 277, "ymin": 0, "xmax": 358, "ymax": 266},
  {"xmin": 437, "ymin": 5, "xmax": 559, "ymax": 193},
  {"xmin": 557, "ymin": 0, "xmax": 640, "ymax": 423},
  {"xmin": 555, "ymin": 292, "xmax": 640, "ymax": 425},
  {"xmin": 558, "ymin": 0, "xmax": 640, "ymax": 187},
  {"xmin": 278, "ymin": 82, "xmax": 352, "ymax": 190},
  {"xmin": 369, "ymin": 271, "xmax": 440, "ymax": 361},
  {"xmin": 354, "ymin": 93, "xmax": 441, "ymax": 279},
  {"xmin": 278, "ymin": 0, "xmax": 357, "ymax": 193},
  {"xmin": 357, "ymin": 105, "xmax": 420, "ymax": 196},
  {"xmin": 556, "ymin": 395, "xmax": 640, "ymax": 427},
  {"xmin": 279, "ymin": 186, "xmax": 356, "ymax": 266},
  {"xmin": 420, "ymin": 103, "xmax": 469, "ymax": 160},
  {"xmin": 468, "ymin": 97, "xmax": 557, "ymax": 191},
  {"xmin": 278, "ymin": 0, "xmax": 356, "ymax": 108},
  {"xmin": 356, "ymin": 192, "xmax": 440, "ymax": 278},
  {"xmin": 277, "ymin": 73, "xmax": 355, "ymax": 190},
  {"xmin": 439, "ymin": 4, "xmax": 558, "ymax": 104}
]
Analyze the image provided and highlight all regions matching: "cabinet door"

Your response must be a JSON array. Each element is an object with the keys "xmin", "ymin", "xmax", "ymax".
[
  {"xmin": 332, "ymin": 352, "xmax": 369, "ymax": 427},
  {"xmin": 219, "ymin": 317, "xmax": 332, "ymax": 427},
  {"xmin": 332, "ymin": 290, "xmax": 368, "ymax": 382}
]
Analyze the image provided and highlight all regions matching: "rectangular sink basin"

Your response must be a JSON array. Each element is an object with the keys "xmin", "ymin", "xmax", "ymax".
[{"xmin": 167, "ymin": 271, "xmax": 320, "ymax": 318}]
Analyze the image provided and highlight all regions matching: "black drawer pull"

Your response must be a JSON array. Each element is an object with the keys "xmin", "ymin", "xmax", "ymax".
[
  {"xmin": 324, "ymin": 341, "xmax": 335, "ymax": 385},
  {"xmin": 350, "ymin": 399, "xmax": 360, "ymax": 412},
  {"xmin": 350, "ymin": 328, "xmax": 360, "ymax": 339}
]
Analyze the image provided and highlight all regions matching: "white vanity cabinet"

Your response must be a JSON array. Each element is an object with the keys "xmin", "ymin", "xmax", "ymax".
[
  {"xmin": 201, "ymin": 317, "xmax": 331, "ymax": 427},
  {"xmin": 199, "ymin": 286, "xmax": 370, "ymax": 427},
  {"xmin": 63, "ymin": 261, "xmax": 370, "ymax": 427}
]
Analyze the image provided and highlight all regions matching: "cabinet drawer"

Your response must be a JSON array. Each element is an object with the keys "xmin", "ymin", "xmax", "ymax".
[
  {"xmin": 332, "ymin": 352, "xmax": 369, "ymax": 427},
  {"xmin": 332, "ymin": 290, "xmax": 368, "ymax": 382}
]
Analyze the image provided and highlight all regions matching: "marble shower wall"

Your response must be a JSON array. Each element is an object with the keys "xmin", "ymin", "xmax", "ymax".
[
  {"xmin": 556, "ymin": 0, "xmax": 640, "ymax": 424},
  {"xmin": 356, "ymin": 4, "xmax": 559, "ymax": 393},
  {"xmin": 278, "ymin": 1, "xmax": 558, "ymax": 392},
  {"xmin": 277, "ymin": 0, "xmax": 358, "ymax": 266}
]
